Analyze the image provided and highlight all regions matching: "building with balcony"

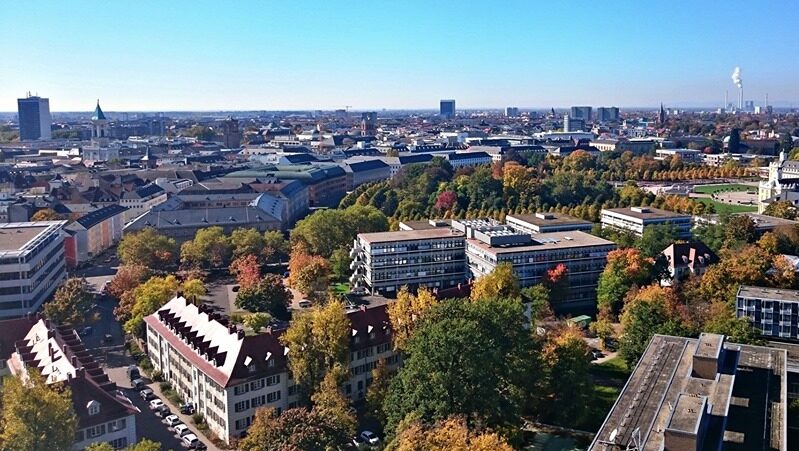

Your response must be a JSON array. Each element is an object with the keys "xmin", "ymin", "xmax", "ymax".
[
  {"xmin": 736, "ymin": 285, "xmax": 799, "ymax": 340},
  {"xmin": 144, "ymin": 296, "xmax": 400, "ymax": 444},
  {"xmin": 0, "ymin": 221, "xmax": 67, "ymax": 318},
  {"xmin": 601, "ymin": 206, "xmax": 692, "ymax": 238},
  {"xmin": 350, "ymin": 228, "xmax": 467, "ymax": 295}
]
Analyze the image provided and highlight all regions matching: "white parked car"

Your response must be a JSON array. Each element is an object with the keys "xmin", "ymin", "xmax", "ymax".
[
  {"xmin": 139, "ymin": 388, "xmax": 154, "ymax": 401},
  {"xmin": 181, "ymin": 433, "xmax": 200, "ymax": 448},
  {"xmin": 165, "ymin": 414, "xmax": 181, "ymax": 427},
  {"xmin": 350, "ymin": 286, "xmax": 369, "ymax": 296},
  {"xmin": 360, "ymin": 430, "xmax": 380, "ymax": 445},
  {"xmin": 148, "ymin": 399, "xmax": 164, "ymax": 410},
  {"xmin": 174, "ymin": 424, "xmax": 191, "ymax": 437},
  {"xmin": 298, "ymin": 299, "xmax": 312, "ymax": 308}
]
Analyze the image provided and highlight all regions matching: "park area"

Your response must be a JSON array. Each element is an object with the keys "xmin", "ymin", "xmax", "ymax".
[{"xmin": 691, "ymin": 183, "xmax": 758, "ymax": 214}]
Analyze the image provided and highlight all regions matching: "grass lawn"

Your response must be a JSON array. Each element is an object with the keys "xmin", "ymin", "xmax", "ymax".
[
  {"xmin": 590, "ymin": 356, "xmax": 630, "ymax": 380},
  {"xmin": 693, "ymin": 183, "xmax": 755, "ymax": 194},
  {"xmin": 696, "ymin": 197, "xmax": 757, "ymax": 214},
  {"xmin": 331, "ymin": 282, "xmax": 350, "ymax": 295}
]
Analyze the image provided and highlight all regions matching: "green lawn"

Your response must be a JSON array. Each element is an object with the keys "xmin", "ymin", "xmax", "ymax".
[
  {"xmin": 331, "ymin": 282, "xmax": 350, "ymax": 295},
  {"xmin": 693, "ymin": 183, "xmax": 756, "ymax": 194},
  {"xmin": 696, "ymin": 197, "xmax": 757, "ymax": 214}
]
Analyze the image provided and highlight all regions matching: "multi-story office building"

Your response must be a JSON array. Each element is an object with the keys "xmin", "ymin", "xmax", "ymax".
[
  {"xmin": 563, "ymin": 114, "xmax": 585, "ymax": 132},
  {"xmin": 17, "ymin": 95, "xmax": 52, "ymax": 141},
  {"xmin": 0, "ymin": 221, "xmax": 67, "ymax": 318},
  {"xmin": 440, "ymin": 99, "xmax": 456, "ymax": 119},
  {"xmin": 590, "ymin": 333, "xmax": 786, "ymax": 451},
  {"xmin": 350, "ymin": 228, "xmax": 467, "ymax": 295},
  {"xmin": 505, "ymin": 107, "xmax": 519, "ymax": 117},
  {"xmin": 7, "ymin": 318, "xmax": 138, "ymax": 450},
  {"xmin": 736, "ymin": 285, "xmax": 799, "ymax": 340},
  {"xmin": 144, "ymin": 296, "xmax": 400, "ymax": 444},
  {"xmin": 460, "ymin": 220, "xmax": 615, "ymax": 313},
  {"xmin": 595, "ymin": 106, "xmax": 619, "ymax": 123},
  {"xmin": 506, "ymin": 212, "xmax": 593, "ymax": 235},
  {"xmin": 569, "ymin": 106, "xmax": 592, "ymax": 123},
  {"xmin": 600, "ymin": 206, "xmax": 692, "ymax": 238}
]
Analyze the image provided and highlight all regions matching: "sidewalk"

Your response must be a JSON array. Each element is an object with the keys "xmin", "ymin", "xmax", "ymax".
[{"xmin": 147, "ymin": 381, "xmax": 225, "ymax": 451}]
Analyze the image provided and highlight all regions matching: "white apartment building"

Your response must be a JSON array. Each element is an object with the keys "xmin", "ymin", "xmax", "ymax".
[
  {"xmin": 350, "ymin": 228, "xmax": 467, "ymax": 295},
  {"xmin": 0, "ymin": 221, "xmax": 67, "ymax": 318},
  {"xmin": 6, "ymin": 318, "xmax": 138, "ymax": 450},
  {"xmin": 120, "ymin": 184, "xmax": 167, "ymax": 222},
  {"xmin": 144, "ymin": 296, "xmax": 399, "ymax": 444},
  {"xmin": 600, "ymin": 206, "xmax": 692, "ymax": 238}
]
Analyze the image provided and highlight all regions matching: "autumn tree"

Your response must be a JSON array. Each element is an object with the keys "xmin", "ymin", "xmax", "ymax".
[
  {"xmin": 434, "ymin": 191, "xmax": 458, "ymax": 212},
  {"xmin": 262, "ymin": 230, "xmax": 290, "ymax": 263},
  {"xmin": 238, "ymin": 407, "xmax": 350, "ymax": 451},
  {"xmin": 123, "ymin": 275, "xmax": 180, "ymax": 337},
  {"xmin": 87, "ymin": 440, "xmax": 161, "ymax": 451},
  {"xmin": 230, "ymin": 227, "xmax": 265, "ymax": 258},
  {"xmin": 0, "ymin": 369, "xmax": 77, "ymax": 451},
  {"xmin": 619, "ymin": 285, "xmax": 690, "ymax": 367},
  {"xmin": 243, "ymin": 312, "xmax": 272, "ymax": 333},
  {"xmin": 387, "ymin": 287, "xmax": 438, "ymax": 351},
  {"xmin": 230, "ymin": 254, "xmax": 262, "ymax": 289},
  {"xmin": 310, "ymin": 365, "xmax": 357, "ymax": 437},
  {"xmin": 596, "ymin": 248, "xmax": 658, "ymax": 316},
  {"xmin": 291, "ymin": 256, "xmax": 331, "ymax": 298},
  {"xmin": 235, "ymin": 274, "xmax": 291, "ymax": 319},
  {"xmin": 111, "ymin": 265, "xmax": 150, "ymax": 324},
  {"xmin": 43, "ymin": 278, "xmax": 94, "ymax": 325},
  {"xmin": 389, "ymin": 416, "xmax": 513, "ymax": 451},
  {"xmin": 764, "ymin": 200, "xmax": 798, "ymax": 220},
  {"xmin": 698, "ymin": 245, "xmax": 772, "ymax": 304},
  {"xmin": 366, "ymin": 359, "xmax": 393, "ymax": 424},
  {"xmin": 181, "ymin": 278, "xmax": 206, "ymax": 302},
  {"xmin": 702, "ymin": 302, "xmax": 762, "ymax": 344},
  {"xmin": 180, "ymin": 226, "xmax": 232, "ymax": 269},
  {"xmin": 542, "ymin": 326, "xmax": 592, "ymax": 425},
  {"xmin": 30, "ymin": 208, "xmax": 64, "ymax": 221},
  {"xmin": 470, "ymin": 263, "xmax": 521, "ymax": 302},
  {"xmin": 543, "ymin": 263, "xmax": 569, "ymax": 305},
  {"xmin": 280, "ymin": 300, "xmax": 350, "ymax": 402},
  {"xmin": 117, "ymin": 228, "xmax": 177, "ymax": 268}
]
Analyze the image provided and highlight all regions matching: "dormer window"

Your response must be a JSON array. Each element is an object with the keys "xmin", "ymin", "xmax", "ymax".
[{"xmin": 87, "ymin": 400, "xmax": 100, "ymax": 416}]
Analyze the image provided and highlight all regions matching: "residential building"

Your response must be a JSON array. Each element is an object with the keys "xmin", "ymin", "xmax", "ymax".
[
  {"xmin": 505, "ymin": 212, "xmax": 593, "ymax": 234},
  {"xmin": 440, "ymin": 99, "xmax": 455, "ymax": 118},
  {"xmin": 144, "ymin": 296, "xmax": 400, "ymax": 444},
  {"xmin": 589, "ymin": 333, "xmax": 786, "ymax": 451},
  {"xmin": 17, "ymin": 95, "xmax": 52, "ymax": 141},
  {"xmin": 350, "ymin": 228, "xmax": 467, "ymax": 295},
  {"xmin": 463, "ymin": 223, "xmax": 615, "ymax": 313},
  {"xmin": 64, "ymin": 205, "xmax": 128, "ymax": 267},
  {"xmin": 0, "ymin": 221, "xmax": 67, "ymax": 318},
  {"xmin": 445, "ymin": 151, "xmax": 492, "ymax": 168},
  {"xmin": 7, "ymin": 318, "xmax": 138, "ymax": 450},
  {"xmin": 0, "ymin": 315, "xmax": 40, "ymax": 382},
  {"xmin": 660, "ymin": 242, "xmax": 718, "ymax": 286},
  {"xmin": 119, "ymin": 183, "xmax": 167, "ymax": 222},
  {"xmin": 569, "ymin": 106, "xmax": 592, "ymax": 123},
  {"xmin": 601, "ymin": 206, "xmax": 692, "ymax": 238},
  {"xmin": 736, "ymin": 285, "xmax": 799, "ymax": 340}
]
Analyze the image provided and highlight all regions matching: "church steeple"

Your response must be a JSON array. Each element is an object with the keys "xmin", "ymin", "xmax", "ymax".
[
  {"xmin": 92, "ymin": 99, "xmax": 107, "ymax": 121},
  {"xmin": 91, "ymin": 99, "xmax": 109, "ymax": 146},
  {"xmin": 659, "ymin": 103, "xmax": 666, "ymax": 125}
]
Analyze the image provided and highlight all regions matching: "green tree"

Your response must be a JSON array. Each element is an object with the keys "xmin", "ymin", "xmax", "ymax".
[
  {"xmin": 280, "ymin": 300, "xmax": 351, "ymax": 403},
  {"xmin": 181, "ymin": 278, "xmax": 206, "ymax": 302},
  {"xmin": 310, "ymin": 365, "xmax": 357, "ymax": 437},
  {"xmin": 243, "ymin": 312, "xmax": 272, "ymax": 333},
  {"xmin": 238, "ymin": 407, "xmax": 350, "ymax": 451},
  {"xmin": 180, "ymin": 226, "xmax": 232, "ymax": 269},
  {"xmin": 43, "ymin": 278, "xmax": 94, "ymax": 325},
  {"xmin": 384, "ymin": 297, "xmax": 539, "ymax": 437},
  {"xmin": 262, "ymin": 230, "xmax": 290, "ymax": 263},
  {"xmin": 366, "ymin": 359, "xmax": 393, "ymax": 425},
  {"xmin": 87, "ymin": 440, "xmax": 161, "ymax": 451},
  {"xmin": 291, "ymin": 205, "xmax": 388, "ymax": 258},
  {"xmin": 230, "ymin": 228, "xmax": 265, "ymax": 258},
  {"xmin": 543, "ymin": 327, "xmax": 592, "ymax": 425},
  {"xmin": 235, "ymin": 275, "xmax": 291, "ymax": 319},
  {"xmin": 183, "ymin": 125, "xmax": 216, "ymax": 141},
  {"xmin": 0, "ymin": 369, "xmax": 77, "ymax": 451},
  {"xmin": 117, "ymin": 228, "xmax": 178, "ymax": 268},
  {"xmin": 329, "ymin": 248, "xmax": 352, "ymax": 281},
  {"xmin": 638, "ymin": 223, "xmax": 680, "ymax": 258},
  {"xmin": 124, "ymin": 275, "xmax": 180, "ymax": 337},
  {"xmin": 619, "ymin": 285, "xmax": 690, "ymax": 367},
  {"xmin": 470, "ymin": 263, "xmax": 520, "ymax": 302},
  {"xmin": 596, "ymin": 248, "xmax": 657, "ymax": 316}
]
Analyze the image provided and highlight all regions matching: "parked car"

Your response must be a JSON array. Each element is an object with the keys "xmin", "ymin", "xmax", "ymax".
[
  {"xmin": 350, "ymin": 286, "xmax": 369, "ymax": 296},
  {"xmin": 102, "ymin": 333, "xmax": 113, "ymax": 344},
  {"xmin": 164, "ymin": 414, "xmax": 181, "ymax": 427},
  {"xmin": 298, "ymin": 299, "xmax": 312, "ymax": 308},
  {"xmin": 351, "ymin": 436, "xmax": 367, "ymax": 449},
  {"xmin": 591, "ymin": 350, "xmax": 604, "ymax": 360},
  {"xmin": 174, "ymin": 424, "xmax": 191, "ymax": 437},
  {"xmin": 181, "ymin": 433, "xmax": 200, "ymax": 447},
  {"xmin": 360, "ymin": 430, "xmax": 380, "ymax": 445},
  {"xmin": 180, "ymin": 403, "xmax": 195, "ymax": 415},
  {"xmin": 139, "ymin": 388, "xmax": 154, "ymax": 401},
  {"xmin": 132, "ymin": 378, "xmax": 145, "ymax": 390},
  {"xmin": 127, "ymin": 365, "xmax": 140, "ymax": 381},
  {"xmin": 154, "ymin": 404, "xmax": 171, "ymax": 418},
  {"xmin": 149, "ymin": 399, "xmax": 164, "ymax": 410},
  {"xmin": 79, "ymin": 326, "xmax": 93, "ymax": 337}
]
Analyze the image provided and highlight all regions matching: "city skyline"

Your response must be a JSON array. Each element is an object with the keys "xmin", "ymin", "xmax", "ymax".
[{"xmin": 2, "ymin": 1, "xmax": 798, "ymax": 111}]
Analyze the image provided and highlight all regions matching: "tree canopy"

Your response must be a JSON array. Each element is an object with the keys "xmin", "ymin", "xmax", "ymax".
[
  {"xmin": 235, "ymin": 274, "xmax": 291, "ymax": 320},
  {"xmin": 290, "ymin": 205, "xmax": 388, "ymax": 258},
  {"xmin": 43, "ymin": 278, "xmax": 94, "ymax": 325},
  {"xmin": 470, "ymin": 263, "xmax": 520, "ymax": 302},
  {"xmin": 117, "ymin": 228, "xmax": 177, "ymax": 268}
]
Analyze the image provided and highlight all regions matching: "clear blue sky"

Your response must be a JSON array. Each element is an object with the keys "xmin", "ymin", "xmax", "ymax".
[{"xmin": 1, "ymin": 0, "xmax": 797, "ymax": 111}]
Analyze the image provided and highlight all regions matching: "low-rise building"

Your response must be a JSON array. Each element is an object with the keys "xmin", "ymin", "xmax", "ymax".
[
  {"xmin": 654, "ymin": 147, "xmax": 701, "ymax": 163},
  {"xmin": 350, "ymin": 228, "xmax": 467, "ymax": 295},
  {"xmin": 445, "ymin": 151, "xmax": 492, "ymax": 168},
  {"xmin": 660, "ymin": 242, "xmax": 718, "ymax": 286},
  {"xmin": 506, "ymin": 212, "xmax": 593, "ymax": 234},
  {"xmin": 736, "ymin": 285, "xmax": 799, "ymax": 340},
  {"xmin": 64, "ymin": 205, "xmax": 128, "ymax": 267},
  {"xmin": 589, "ymin": 333, "xmax": 786, "ymax": 451},
  {"xmin": 144, "ymin": 296, "xmax": 400, "ymax": 444},
  {"xmin": 342, "ymin": 159, "xmax": 391, "ymax": 189},
  {"xmin": 119, "ymin": 183, "xmax": 167, "ymax": 222},
  {"xmin": 0, "ymin": 221, "xmax": 67, "ymax": 318},
  {"xmin": 601, "ymin": 206, "xmax": 692, "ymax": 238},
  {"xmin": 6, "ymin": 318, "xmax": 138, "ymax": 450}
]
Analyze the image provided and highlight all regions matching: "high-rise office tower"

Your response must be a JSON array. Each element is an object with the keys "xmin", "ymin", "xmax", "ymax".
[
  {"xmin": 563, "ymin": 114, "xmax": 585, "ymax": 132},
  {"xmin": 569, "ymin": 106, "xmax": 592, "ymax": 123},
  {"xmin": 505, "ymin": 107, "xmax": 519, "ymax": 117},
  {"xmin": 361, "ymin": 112, "xmax": 377, "ymax": 136},
  {"xmin": 17, "ymin": 94, "xmax": 52, "ymax": 140},
  {"xmin": 440, "ymin": 99, "xmax": 456, "ymax": 119},
  {"xmin": 596, "ymin": 106, "xmax": 619, "ymax": 123}
]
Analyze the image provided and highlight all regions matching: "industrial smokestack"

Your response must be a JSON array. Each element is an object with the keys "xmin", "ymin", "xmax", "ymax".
[{"xmin": 731, "ymin": 67, "xmax": 743, "ymax": 110}]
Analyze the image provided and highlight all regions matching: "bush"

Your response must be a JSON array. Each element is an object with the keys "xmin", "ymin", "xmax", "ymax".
[
  {"xmin": 159, "ymin": 381, "xmax": 172, "ymax": 392},
  {"xmin": 192, "ymin": 413, "xmax": 206, "ymax": 427},
  {"xmin": 139, "ymin": 357, "xmax": 153, "ymax": 373},
  {"xmin": 151, "ymin": 370, "xmax": 164, "ymax": 382}
]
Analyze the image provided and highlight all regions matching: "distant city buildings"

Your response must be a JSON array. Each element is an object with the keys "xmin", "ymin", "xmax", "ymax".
[
  {"xmin": 220, "ymin": 116, "xmax": 242, "ymax": 148},
  {"xmin": 505, "ymin": 107, "xmax": 519, "ymax": 117},
  {"xmin": 17, "ymin": 94, "xmax": 52, "ymax": 140},
  {"xmin": 595, "ymin": 106, "xmax": 619, "ymax": 123},
  {"xmin": 569, "ymin": 106, "xmax": 592, "ymax": 123},
  {"xmin": 439, "ymin": 99, "xmax": 456, "ymax": 119},
  {"xmin": 563, "ymin": 114, "xmax": 584, "ymax": 132}
]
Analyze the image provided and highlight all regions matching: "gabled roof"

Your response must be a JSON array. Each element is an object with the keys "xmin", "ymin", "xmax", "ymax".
[
  {"xmin": 72, "ymin": 204, "xmax": 128, "ymax": 229},
  {"xmin": 346, "ymin": 159, "xmax": 390, "ymax": 172}
]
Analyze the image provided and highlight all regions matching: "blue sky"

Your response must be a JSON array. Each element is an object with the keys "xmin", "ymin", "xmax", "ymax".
[{"xmin": 1, "ymin": 0, "xmax": 797, "ymax": 111}]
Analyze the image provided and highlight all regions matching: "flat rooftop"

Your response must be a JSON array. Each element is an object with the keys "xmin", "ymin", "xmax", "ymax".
[
  {"xmin": 737, "ymin": 285, "xmax": 799, "ymax": 303},
  {"xmin": 358, "ymin": 228, "xmax": 464, "ymax": 244},
  {"xmin": 398, "ymin": 219, "xmax": 452, "ymax": 231},
  {"xmin": 0, "ymin": 221, "xmax": 64, "ymax": 253},
  {"xmin": 590, "ymin": 334, "xmax": 786, "ymax": 451},
  {"xmin": 506, "ymin": 213, "xmax": 592, "ymax": 227},
  {"xmin": 602, "ymin": 206, "xmax": 691, "ymax": 220},
  {"xmin": 467, "ymin": 230, "xmax": 614, "ymax": 254}
]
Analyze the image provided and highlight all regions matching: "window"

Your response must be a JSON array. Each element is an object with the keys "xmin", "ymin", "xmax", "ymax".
[
  {"xmin": 110, "ymin": 438, "xmax": 128, "ymax": 449},
  {"xmin": 267, "ymin": 390, "xmax": 281, "ymax": 403},
  {"xmin": 250, "ymin": 379, "xmax": 265, "ymax": 391},
  {"xmin": 288, "ymin": 385, "xmax": 297, "ymax": 396},
  {"xmin": 235, "ymin": 400, "xmax": 250, "ymax": 413},
  {"xmin": 251, "ymin": 395, "xmax": 266, "ymax": 408},
  {"xmin": 266, "ymin": 374, "xmax": 280, "ymax": 386},
  {"xmin": 86, "ymin": 424, "xmax": 106, "ymax": 438},
  {"xmin": 234, "ymin": 384, "xmax": 250, "ymax": 396},
  {"xmin": 87, "ymin": 400, "xmax": 100, "ymax": 416}
]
